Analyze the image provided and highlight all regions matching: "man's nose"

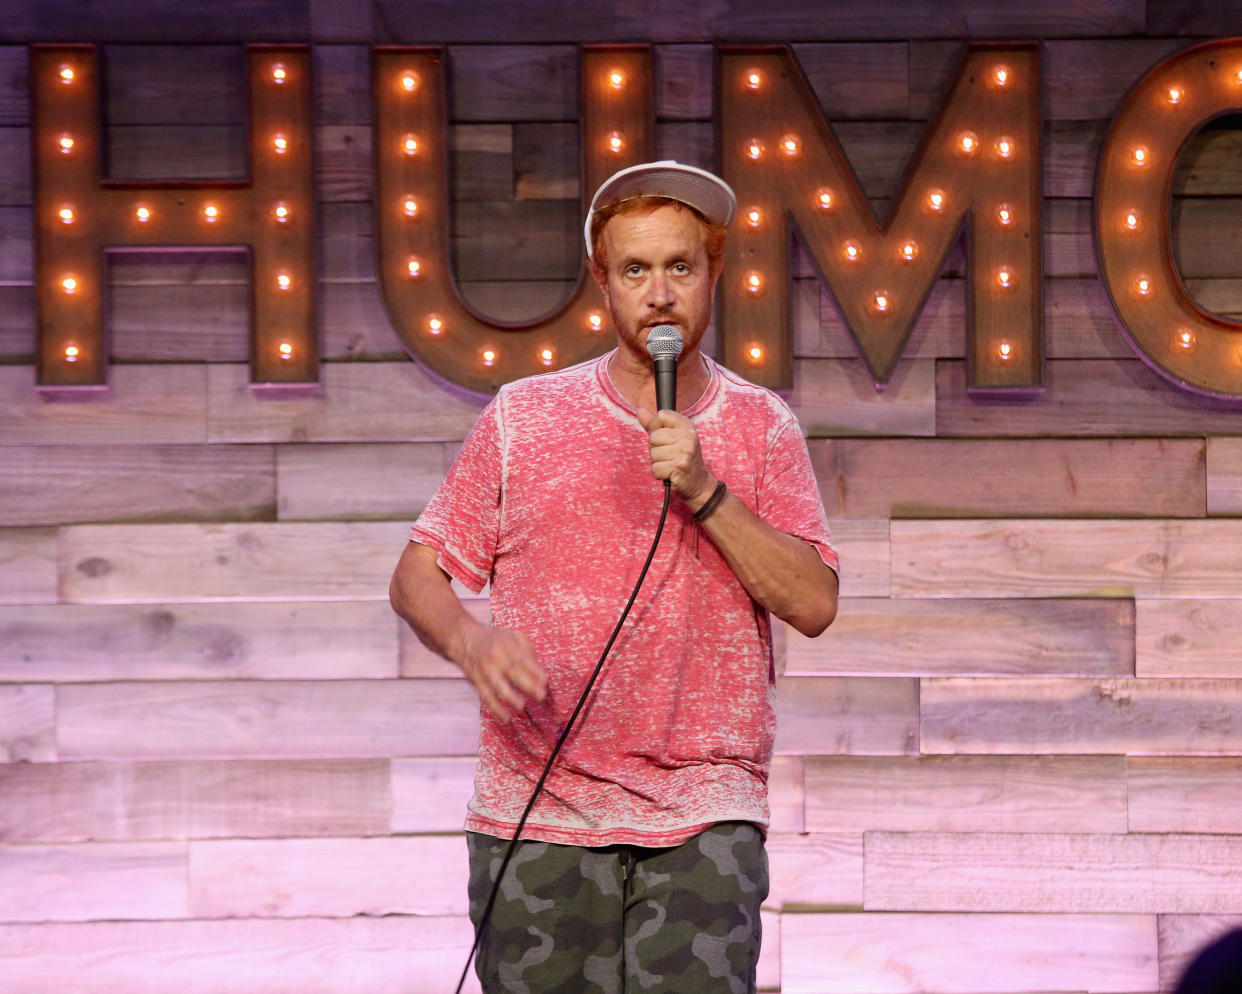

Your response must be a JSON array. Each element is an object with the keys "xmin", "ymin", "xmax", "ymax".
[{"xmin": 645, "ymin": 271, "xmax": 674, "ymax": 308}]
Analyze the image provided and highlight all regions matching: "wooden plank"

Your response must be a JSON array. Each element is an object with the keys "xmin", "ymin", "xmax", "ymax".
[
  {"xmin": 1173, "ymin": 198, "xmax": 1242, "ymax": 279},
  {"xmin": 920, "ymin": 677, "xmax": 1242, "ymax": 755},
  {"xmin": 320, "ymin": 282, "xmax": 408, "ymax": 361},
  {"xmin": 780, "ymin": 911, "xmax": 1156, "ymax": 994},
  {"xmin": 0, "ymin": 601, "xmax": 398, "ymax": 682},
  {"xmin": 0, "ymin": 759, "xmax": 391, "ymax": 843},
  {"xmin": 654, "ymin": 44, "xmax": 712, "ymax": 120},
  {"xmin": 826, "ymin": 518, "xmax": 890, "ymax": 598},
  {"xmin": 1186, "ymin": 277, "xmax": 1242, "ymax": 319},
  {"xmin": 59, "ymin": 520, "xmax": 410, "ymax": 602},
  {"xmin": 315, "ymin": 123, "xmax": 372, "ymax": 203},
  {"xmin": 865, "ymin": 832, "xmax": 1242, "ymax": 913},
  {"xmin": 0, "ymin": 841, "xmax": 186, "ymax": 922},
  {"xmin": 655, "ymin": 120, "xmax": 713, "ymax": 171},
  {"xmin": 787, "ymin": 597, "xmax": 1134, "ymax": 677},
  {"xmin": 320, "ymin": 201, "xmax": 376, "ymax": 282},
  {"xmin": 106, "ymin": 248, "xmax": 246, "ymax": 287},
  {"xmin": 206, "ymin": 363, "xmax": 486, "ymax": 443},
  {"xmin": 453, "ymin": 200, "xmax": 580, "ymax": 282},
  {"xmin": 1158, "ymin": 915, "xmax": 1242, "ymax": 993},
  {"xmin": 33, "ymin": 3, "xmax": 309, "ymax": 42},
  {"xmin": 0, "ymin": 444, "xmax": 275, "ymax": 526},
  {"xmin": 0, "ymin": 364, "xmax": 207, "ymax": 445},
  {"xmin": 102, "ymin": 45, "xmax": 243, "ymax": 125},
  {"xmin": 1128, "ymin": 758, "xmax": 1242, "ymax": 834},
  {"xmin": 0, "ymin": 528, "xmax": 57, "ymax": 605},
  {"xmin": 106, "ymin": 125, "xmax": 246, "ymax": 182},
  {"xmin": 0, "ymin": 284, "xmax": 35, "ymax": 363},
  {"xmin": 56, "ymin": 679, "xmax": 480, "ymax": 760},
  {"xmin": 312, "ymin": 45, "xmax": 371, "ymax": 126},
  {"xmin": 802, "ymin": 277, "xmax": 966, "ymax": 361},
  {"xmin": 391, "ymin": 756, "xmax": 475, "ymax": 833},
  {"xmin": 0, "ymin": 46, "xmax": 29, "ymax": 126},
  {"xmin": 0, "ymin": 684, "xmax": 55, "ymax": 763},
  {"xmin": 0, "ymin": 205, "xmax": 33, "ymax": 282},
  {"xmin": 1148, "ymin": 0, "xmax": 1242, "ymax": 34},
  {"xmin": 804, "ymin": 755, "xmax": 1128, "ymax": 833},
  {"xmin": 765, "ymin": 833, "xmax": 863, "ymax": 911},
  {"xmin": 790, "ymin": 358, "xmax": 936, "ymax": 438},
  {"xmin": 451, "ymin": 123, "xmax": 516, "ymax": 201},
  {"xmin": 773, "ymin": 676, "xmax": 918, "ymax": 756},
  {"xmin": 189, "ymin": 835, "xmax": 467, "ymax": 918},
  {"xmin": 513, "ymin": 122, "xmax": 577, "ymax": 200},
  {"xmin": 892, "ymin": 519, "xmax": 1242, "ymax": 599},
  {"xmin": 1136, "ymin": 598, "xmax": 1242, "ymax": 678},
  {"xmin": 1046, "ymin": 120, "xmax": 1105, "ymax": 199},
  {"xmin": 276, "ymin": 442, "xmax": 449, "ymax": 519},
  {"xmin": 1046, "ymin": 275, "xmax": 1137, "ymax": 357},
  {"xmin": 0, "ymin": 916, "xmax": 482, "ymax": 994},
  {"xmin": 809, "ymin": 438, "xmax": 1205, "ymax": 518},
  {"xmin": 1208, "ymin": 437, "xmax": 1242, "ymax": 515},
  {"xmin": 456, "ymin": 279, "xmax": 578, "ymax": 323},
  {"xmin": 0, "ymin": 126, "xmax": 29, "ymax": 205},
  {"xmin": 108, "ymin": 285, "xmax": 250, "ymax": 361},
  {"xmin": 1042, "ymin": 39, "xmax": 1190, "ymax": 120},
  {"xmin": 938, "ymin": 359, "xmax": 1242, "ymax": 438},
  {"xmin": 769, "ymin": 755, "xmax": 804, "ymax": 834},
  {"xmin": 1175, "ymin": 127, "xmax": 1242, "ymax": 196},
  {"xmin": 791, "ymin": 42, "xmax": 909, "ymax": 120},
  {"xmin": 448, "ymin": 45, "xmax": 577, "ymax": 122}
]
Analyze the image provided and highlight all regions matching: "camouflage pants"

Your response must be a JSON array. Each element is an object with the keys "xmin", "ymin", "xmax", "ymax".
[{"xmin": 466, "ymin": 822, "xmax": 768, "ymax": 994}]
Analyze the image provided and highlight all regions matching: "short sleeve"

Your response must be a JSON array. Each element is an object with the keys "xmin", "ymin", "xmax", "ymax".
[
  {"xmin": 409, "ymin": 396, "xmax": 504, "ymax": 593},
  {"xmin": 759, "ymin": 418, "xmax": 839, "ymax": 575}
]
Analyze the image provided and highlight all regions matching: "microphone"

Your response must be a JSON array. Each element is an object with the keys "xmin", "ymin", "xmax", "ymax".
[{"xmin": 645, "ymin": 324, "xmax": 684, "ymax": 412}]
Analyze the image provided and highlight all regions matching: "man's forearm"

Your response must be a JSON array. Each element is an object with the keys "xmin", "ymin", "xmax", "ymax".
[{"xmin": 389, "ymin": 541, "xmax": 481, "ymax": 666}]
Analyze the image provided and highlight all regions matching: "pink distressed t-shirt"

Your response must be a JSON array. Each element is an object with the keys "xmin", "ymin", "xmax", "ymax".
[{"xmin": 410, "ymin": 352, "xmax": 837, "ymax": 847}]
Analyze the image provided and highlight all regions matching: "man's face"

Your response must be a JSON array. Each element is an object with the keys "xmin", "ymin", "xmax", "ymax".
[{"xmin": 592, "ymin": 203, "xmax": 719, "ymax": 361}]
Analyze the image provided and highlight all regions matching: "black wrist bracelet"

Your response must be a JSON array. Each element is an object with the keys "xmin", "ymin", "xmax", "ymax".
[{"xmin": 693, "ymin": 480, "xmax": 728, "ymax": 522}]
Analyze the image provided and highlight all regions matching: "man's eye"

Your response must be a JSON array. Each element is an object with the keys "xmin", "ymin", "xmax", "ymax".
[
  {"xmin": 672, "ymin": 263, "xmax": 690, "ymax": 275},
  {"xmin": 625, "ymin": 266, "xmax": 643, "ymax": 278}
]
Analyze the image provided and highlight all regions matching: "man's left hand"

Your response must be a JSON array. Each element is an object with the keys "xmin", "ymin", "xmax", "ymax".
[{"xmin": 637, "ymin": 407, "xmax": 717, "ymax": 512}]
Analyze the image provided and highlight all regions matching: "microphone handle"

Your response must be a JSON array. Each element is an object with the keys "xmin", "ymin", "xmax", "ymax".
[{"xmin": 654, "ymin": 356, "xmax": 677, "ymax": 412}]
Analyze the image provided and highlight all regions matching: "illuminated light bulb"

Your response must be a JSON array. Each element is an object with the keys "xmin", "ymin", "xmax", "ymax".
[
  {"xmin": 406, "ymin": 256, "xmax": 422, "ymax": 278},
  {"xmin": 873, "ymin": 290, "xmax": 891, "ymax": 312},
  {"xmin": 1235, "ymin": 69, "xmax": 1242, "ymax": 86},
  {"xmin": 998, "ymin": 340, "xmax": 1014, "ymax": 360},
  {"xmin": 993, "ymin": 65, "xmax": 1011, "ymax": 86},
  {"xmin": 276, "ymin": 272, "xmax": 293, "ymax": 291},
  {"xmin": 1176, "ymin": 328, "xmax": 1196, "ymax": 350},
  {"xmin": 816, "ymin": 188, "xmax": 834, "ymax": 211},
  {"xmin": 426, "ymin": 315, "xmax": 444, "ymax": 335},
  {"xmin": 402, "ymin": 197, "xmax": 418, "ymax": 217},
  {"xmin": 608, "ymin": 69, "xmax": 625, "ymax": 89},
  {"xmin": 272, "ymin": 133, "xmax": 289, "ymax": 154},
  {"xmin": 744, "ymin": 272, "xmax": 763, "ymax": 294},
  {"xmin": 747, "ymin": 345, "xmax": 764, "ymax": 362},
  {"xmin": 1123, "ymin": 210, "xmax": 1140, "ymax": 231},
  {"xmin": 843, "ymin": 240, "xmax": 862, "ymax": 261},
  {"xmin": 278, "ymin": 341, "xmax": 294, "ymax": 359},
  {"xmin": 607, "ymin": 131, "xmax": 625, "ymax": 154},
  {"xmin": 58, "ymin": 134, "xmax": 75, "ymax": 154},
  {"xmin": 58, "ymin": 206, "xmax": 75, "ymax": 224},
  {"xmin": 61, "ymin": 276, "xmax": 78, "ymax": 294},
  {"xmin": 1135, "ymin": 276, "xmax": 1153, "ymax": 296},
  {"xmin": 927, "ymin": 189, "xmax": 945, "ymax": 212},
  {"xmin": 780, "ymin": 134, "xmax": 800, "ymax": 157},
  {"xmin": 958, "ymin": 131, "xmax": 978, "ymax": 154},
  {"xmin": 402, "ymin": 134, "xmax": 419, "ymax": 155},
  {"xmin": 995, "ymin": 203, "xmax": 1014, "ymax": 225},
  {"xmin": 1166, "ymin": 86, "xmax": 1183, "ymax": 104},
  {"xmin": 744, "ymin": 69, "xmax": 763, "ymax": 90},
  {"xmin": 400, "ymin": 72, "xmax": 418, "ymax": 92},
  {"xmin": 994, "ymin": 136, "xmax": 1014, "ymax": 158},
  {"xmin": 1131, "ymin": 145, "xmax": 1149, "ymax": 166},
  {"xmin": 271, "ymin": 63, "xmax": 287, "ymax": 84},
  {"xmin": 539, "ymin": 347, "xmax": 555, "ymax": 366},
  {"xmin": 135, "ymin": 205, "xmax": 151, "ymax": 223},
  {"xmin": 58, "ymin": 64, "xmax": 75, "ymax": 84},
  {"xmin": 587, "ymin": 311, "xmax": 604, "ymax": 332},
  {"xmin": 63, "ymin": 343, "xmax": 80, "ymax": 362},
  {"xmin": 203, "ymin": 204, "xmax": 219, "ymax": 223},
  {"xmin": 273, "ymin": 203, "xmax": 289, "ymax": 223},
  {"xmin": 900, "ymin": 241, "xmax": 918, "ymax": 262},
  {"xmin": 745, "ymin": 138, "xmax": 765, "ymax": 160},
  {"xmin": 996, "ymin": 267, "xmax": 1015, "ymax": 290},
  {"xmin": 745, "ymin": 208, "xmax": 763, "ymax": 229},
  {"xmin": 481, "ymin": 348, "xmax": 497, "ymax": 366}
]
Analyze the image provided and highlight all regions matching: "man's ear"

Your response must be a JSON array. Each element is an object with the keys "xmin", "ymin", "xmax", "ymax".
[{"xmin": 590, "ymin": 261, "xmax": 610, "ymax": 301}]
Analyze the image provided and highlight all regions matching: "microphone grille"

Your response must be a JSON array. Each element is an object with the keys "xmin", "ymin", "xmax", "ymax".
[{"xmin": 645, "ymin": 324, "xmax": 684, "ymax": 360}]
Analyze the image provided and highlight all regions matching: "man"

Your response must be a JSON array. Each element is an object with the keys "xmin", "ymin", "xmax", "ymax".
[{"xmin": 390, "ymin": 161, "xmax": 839, "ymax": 993}]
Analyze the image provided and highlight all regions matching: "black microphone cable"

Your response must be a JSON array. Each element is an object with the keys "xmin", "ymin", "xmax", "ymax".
[{"xmin": 453, "ymin": 480, "xmax": 674, "ymax": 994}]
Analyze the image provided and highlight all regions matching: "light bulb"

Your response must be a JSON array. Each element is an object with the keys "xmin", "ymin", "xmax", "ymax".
[
  {"xmin": 402, "ymin": 197, "xmax": 418, "ymax": 217},
  {"xmin": 1166, "ymin": 86, "xmax": 1183, "ymax": 104},
  {"xmin": 994, "ymin": 136, "xmax": 1014, "ymax": 158},
  {"xmin": 900, "ymin": 241, "xmax": 918, "ymax": 262},
  {"xmin": 273, "ymin": 134, "xmax": 289, "ymax": 154},
  {"xmin": 271, "ymin": 63, "xmax": 287, "ymax": 84},
  {"xmin": 745, "ymin": 139, "xmax": 764, "ymax": 160},
  {"xmin": 996, "ymin": 267, "xmax": 1014, "ymax": 289},
  {"xmin": 745, "ymin": 208, "xmax": 762, "ymax": 228},
  {"xmin": 64, "ymin": 344, "xmax": 80, "ymax": 362},
  {"xmin": 843, "ymin": 240, "xmax": 861, "ymax": 261},
  {"xmin": 744, "ymin": 272, "xmax": 763, "ymax": 294},
  {"xmin": 745, "ymin": 69, "xmax": 763, "ymax": 90},
  {"xmin": 780, "ymin": 135, "xmax": 800, "ymax": 156},
  {"xmin": 481, "ymin": 348, "xmax": 497, "ymax": 366},
  {"xmin": 203, "ymin": 204, "xmax": 219, "ymax": 223},
  {"xmin": 278, "ymin": 341, "xmax": 294, "ymax": 359},
  {"xmin": 273, "ymin": 203, "xmax": 289, "ymax": 223},
  {"xmin": 58, "ymin": 134, "xmax": 75, "ymax": 154},
  {"xmin": 998, "ymin": 340, "xmax": 1013, "ymax": 360},
  {"xmin": 539, "ymin": 347, "xmax": 555, "ymax": 365},
  {"xmin": 403, "ymin": 134, "xmax": 419, "ymax": 155},
  {"xmin": 406, "ymin": 257, "xmax": 421, "ymax": 278},
  {"xmin": 401, "ymin": 72, "xmax": 418, "ymax": 92},
  {"xmin": 61, "ymin": 276, "xmax": 77, "ymax": 293},
  {"xmin": 1235, "ymin": 69, "xmax": 1242, "ymax": 86},
  {"xmin": 993, "ymin": 65, "xmax": 1011, "ymax": 86},
  {"xmin": 1135, "ymin": 276, "xmax": 1152, "ymax": 296},
  {"xmin": 587, "ymin": 312, "xmax": 604, "ymax": 332},
  {"xmin": 427, "ymin": 315, "xmax": 444, "ymax": 335},
  {"xmin": 276, "ymin": 273, "xmax": 293, "ymax": 291},
  {"xmin": 58, "ymin": 64, "xmax": 75, "ymax": 84},
  {"xmin": 58, "ymin": 206, "xmax": 75, "ymax": 224},
  {"xmin": 873, "ymin": 290, "xmax": 891, "ymax": 312},
  {"xmin": 135, "ymin": 205, "xmax": 151, "ymax": 223},
  {"xmin": 608, "ymin": 70, "xmax": 625, "ymax": 89},
  {"xmin": 1176, "ymin": 328, "xmax": 1196, "ymax": 349},
  {"xmin": 816, "ymin": 188, "xmax": 834, "ymax": 211},
  {"xmin": 1132, "ymin": 145, "xmax": 1149, "ymax": 166},
  {"xmin": 958, "ymin": 131, "xmax": 978, "ymax": 154},
  {"xmin": 927, "ymin": 189, "xmax": 945, "ymax": 211},
  {"xmin": 747, "ymin": 345, "xmax": 764, "ymax": 362},
  {"xmin": 608, "ymin": 132, "xmax": 624, "ymax": 153},
  {"xmin": 995, "ymin": 204, "xmax": 1013, "ymax": 225}
]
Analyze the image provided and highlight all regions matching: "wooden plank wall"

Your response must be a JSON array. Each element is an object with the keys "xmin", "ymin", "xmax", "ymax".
[{"xmin": 3, "ymin": 2, "xmax": 1242, "ymax": 991}]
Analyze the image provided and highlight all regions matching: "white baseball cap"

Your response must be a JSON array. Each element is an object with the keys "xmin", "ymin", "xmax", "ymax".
[{"xmin": 584, "ymin": 160, "xmax": 737, "ymax": 259}]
